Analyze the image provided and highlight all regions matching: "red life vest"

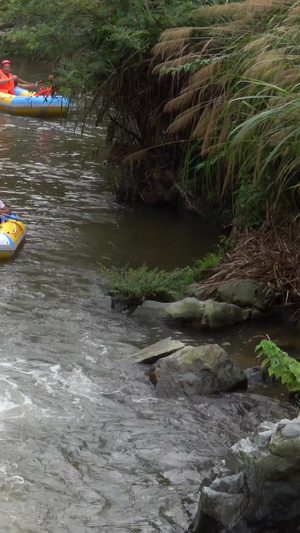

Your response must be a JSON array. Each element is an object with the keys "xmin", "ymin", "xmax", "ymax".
[
  {"xmin": 35, "ymin": 86, "xmax": 53, "ymax": 97},
  {"xmin": 0, "ymin": 69, "xmax": 15, "ymax": 94}
]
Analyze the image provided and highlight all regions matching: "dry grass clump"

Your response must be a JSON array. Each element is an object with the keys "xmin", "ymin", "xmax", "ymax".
[
  {"xmin": 149, "ymin": 0, "xmax": 300, "ymax": 216},
  {"xmin": 200, "ymin": 218, "xmax": 300, "ymax": 301}
]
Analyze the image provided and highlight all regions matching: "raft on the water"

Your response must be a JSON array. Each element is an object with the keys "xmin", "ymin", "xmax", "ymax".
[
  {"xmin": 0, "ymin": 86, "xmax": 71, "ymax": 118},
  {"xmin": 0, "ymin": 214, "xmax": 26, "ymax": 259}
]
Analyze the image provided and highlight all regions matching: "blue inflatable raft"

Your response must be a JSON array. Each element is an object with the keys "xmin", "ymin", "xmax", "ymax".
[{"xmin": 0, "ymin": 86, "xmax": 71, "ymax": 118}]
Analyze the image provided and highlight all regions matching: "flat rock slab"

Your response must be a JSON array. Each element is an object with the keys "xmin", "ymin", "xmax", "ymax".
[{"xmin": 128, "ymin": 337, "xmax": 185, "ymax": 364}]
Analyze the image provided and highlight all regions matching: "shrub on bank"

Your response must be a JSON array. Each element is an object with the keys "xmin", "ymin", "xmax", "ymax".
[
  {"xmin": 108, "ymin": 264, "xmax": 195, "ymax": 307},
  {"xmin": 106, "ymin": 246, "xmax": 224, "ymax": 307}
]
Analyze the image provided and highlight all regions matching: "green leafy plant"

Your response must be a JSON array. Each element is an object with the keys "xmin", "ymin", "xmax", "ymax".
[
  {"xmin": 0, "ymin": 0, "xmax": 200, "ymax": 92},
  {"xmin": 255, "ymin": 338, "xmax": 300, "ymax": 393},
  {"xmin": 193, "ymin": 251, "xmax": 222, "ymax": 275},
  {"xmin": 159, "ymin": 57, "xmax": 215, "ymax": 76},
  {"xmin": 233, "ymin": 180, "xmax": 270, "ymax": 229},
  {"xmin": 107, "ymin": 263, "xmax": 196, "ymax": 307},
  {"xmin": 192, "ymin": 235, "xmax": 229, "ymax": 280},
  {"xmin": 106, "ymin": 237, "xmax": 228, "ymax": 307}
]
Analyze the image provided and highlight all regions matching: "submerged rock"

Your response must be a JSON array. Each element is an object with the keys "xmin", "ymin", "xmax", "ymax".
[
  {"xmin": 149, "ymin": 344, "xmax": 248, "ymax": 397},
  {"xmin": 188, "ymin": 415, "xmax": 300, "ymax": 532}
]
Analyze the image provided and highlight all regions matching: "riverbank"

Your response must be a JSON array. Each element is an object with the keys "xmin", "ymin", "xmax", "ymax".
[
  {"xmin": 193, "ymin": 216, "xmax": 300, "ymax": 308},
  {"xmin": 110, "ymin": 214, "xmax": 300, "ymax": 329}
]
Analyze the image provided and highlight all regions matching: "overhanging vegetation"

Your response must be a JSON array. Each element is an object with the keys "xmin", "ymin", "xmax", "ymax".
[{"xmin": 2, "ymin": 0, "xmax": 300, "ymax": 235}]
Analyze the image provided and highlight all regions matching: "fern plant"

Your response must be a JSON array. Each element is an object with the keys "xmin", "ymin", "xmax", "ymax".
[{"xmin": 255, "ymin": 338, "xmax": 300, "ymax": 393}]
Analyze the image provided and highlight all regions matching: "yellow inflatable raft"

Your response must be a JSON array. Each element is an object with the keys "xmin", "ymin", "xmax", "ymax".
[{"xmin": 0, "ymin": 216, "xmax": 26, "ymax": 259}]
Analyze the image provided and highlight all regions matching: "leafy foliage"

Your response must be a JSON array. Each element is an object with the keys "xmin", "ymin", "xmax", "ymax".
[
  {"xmin": 108, "ymin": 264, "xmax": 196, "ymax": 306},
  {"xmin": 106, "ymin": 238, "xmax": 226, "ymax": 306},
  {"xmin": 0, "ymin": 0, "xmax": 200, "ymax": 92},
  {"xmin": 192, "ymin": 238, "xmax": 227, "ymax": 279},
  {"xmin": 233, "ymin": 180, "xmax": 271, "ymax": 229},
  {"xmin": 3, "ymin": 0, "xmax": 299, "ymax": 231},
  {"xmin": 0, "ymin": 0, "xmax": 206, "ymax": 208},
  {"xmin": 255, "ymin": 338, "xmax": 300, "ymax": 393}
]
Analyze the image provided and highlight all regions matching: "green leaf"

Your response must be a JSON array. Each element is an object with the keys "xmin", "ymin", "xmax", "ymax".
[
  {"xmin": 261, "ymin": 358, "xmax": 269, "ymax": 369},
  {"xmin": 255, "ymin": 338, "xmax": 300, "ymax": 393}
]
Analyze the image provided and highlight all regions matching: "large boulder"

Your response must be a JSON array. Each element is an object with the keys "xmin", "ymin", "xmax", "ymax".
[
  {"xmin": 149, "ymin": 344, "xmax": 247, "ymax": 397},
  {"xmin": 188, "ymin": 415, "xmax": 300, "ymax": 532},
  {"xmin": 187, "ymin": 279, "xmax": 280, "ymax": 311},
  {"xmin": 216, "ymin": 279, "xmax": 277, "ymax": 310}
]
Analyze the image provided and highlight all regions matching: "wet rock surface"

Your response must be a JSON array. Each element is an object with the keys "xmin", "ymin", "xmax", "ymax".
[
  {"xmin": 188, "ymin": 415, "xmax": 300, "ymax": 532},
  {"xmin": 149, "ymin": 344, "xmax": 248, "ymax": 397},
  {"xmin": 132, "ymin": 297, "xmax": 253, "ymax": 329},
  {"xmin": 216, "ymin": 279, "xmax": 277, "ymax": 310}
]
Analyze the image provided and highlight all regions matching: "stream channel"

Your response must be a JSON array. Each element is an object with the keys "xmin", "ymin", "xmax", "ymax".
[{"xmin": 0, "ymin": 61, "xmax": 299, "ymax": 533}]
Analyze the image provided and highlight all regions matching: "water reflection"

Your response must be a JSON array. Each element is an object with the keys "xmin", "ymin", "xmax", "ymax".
[{"xmin": 0, "ymin": 115, "xmax": 19, "ymax": 157}]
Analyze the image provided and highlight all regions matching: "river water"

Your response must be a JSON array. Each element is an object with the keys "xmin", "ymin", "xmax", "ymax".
[{"xmin": 0, "ymin": 82, "xmax": 298, "ymax": 532}]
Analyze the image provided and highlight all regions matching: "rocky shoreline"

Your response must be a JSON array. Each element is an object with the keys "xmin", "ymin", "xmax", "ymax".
[
  {"xmin": 114, "ymin": 277, "xmax": 297, "ymax": 330},
  {"xmin": 188, "ymin": 414, "xmax": 300, "ymax": 532},
  {"xmin": 114, "ymin": 274, "xmax": 300, "ymax": 532},
  {"xmin": 126, "ymin": 335, "xmax": 300, "ymax": 532}
]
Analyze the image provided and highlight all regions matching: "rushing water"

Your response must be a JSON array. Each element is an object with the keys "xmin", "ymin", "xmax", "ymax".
[
  {"xmin": 0, "ymin": 110, "xmax": 224, "ymax": 533},
  {"xmin": 0, "ymin": 93, "xmax": 298, "ymax": 531}
]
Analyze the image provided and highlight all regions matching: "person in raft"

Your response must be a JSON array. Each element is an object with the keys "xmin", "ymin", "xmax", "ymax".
[
  {"xmin": 0, "ymin": 199, "xmax": 11, "ymax": 223},
  {"xmin": 35, "ymin": 75, "xmax": 56, "ymax": 97},
  {"xmin": 0, "ymin": 59, "xmax": 36, "ymax": 94}
]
